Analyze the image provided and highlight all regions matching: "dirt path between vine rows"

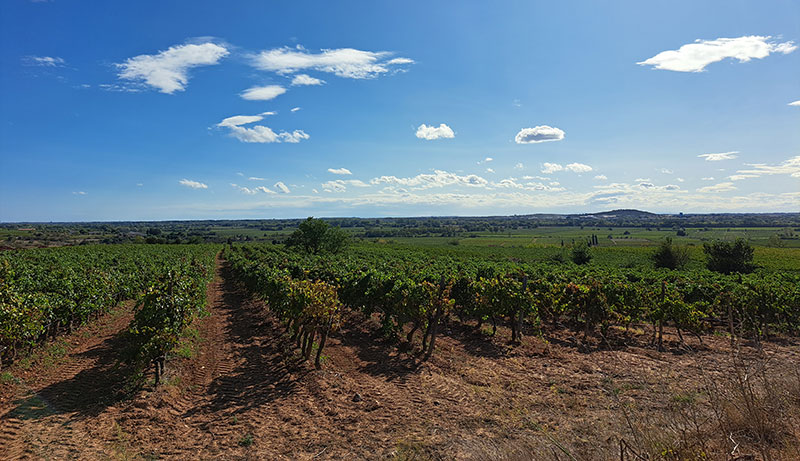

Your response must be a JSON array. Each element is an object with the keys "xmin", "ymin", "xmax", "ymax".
[{"xmin": 2, "ymin": 258, "xmax": 799, "ymax": 460}]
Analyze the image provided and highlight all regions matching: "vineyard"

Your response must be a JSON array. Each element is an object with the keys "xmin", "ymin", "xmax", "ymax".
[
  {"xmin": 225, "ymin": 243, "xmax": 800, "ymax": 359},
  {"xmin": 0, "ymin": 239, "xmax": 799, "ymax": 459},
  {"xmin": 0, "ymin": 244, "xmax": 218, "ymax": 380}
]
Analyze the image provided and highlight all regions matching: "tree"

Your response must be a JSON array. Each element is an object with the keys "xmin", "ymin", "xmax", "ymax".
[
  {"xmin": 286, "ymin": 217, "xmax": 349, "ymax": 255},
  {"xmin": 703, "ymin": 239, "xmax": 755, "ymax": 274},
  {"xmin": 652, "ymin": 237, "xmax": 689, "ymax": 270},
  {"xmin": 571, "ymin": 241, "xmax": 592, "ymax": 265}
]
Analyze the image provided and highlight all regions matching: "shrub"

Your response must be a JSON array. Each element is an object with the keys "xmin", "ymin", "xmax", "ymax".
[
  {"xmin": 703, "ymin": 239, "xmax": 755, "ymax": 274},
  {"xmin": 652, "ymin": 237, "xmax": 690, "ymax": 270},
  {"xmin": 571, "ymin": 241, "xmax": 592, "ymax": 265}
]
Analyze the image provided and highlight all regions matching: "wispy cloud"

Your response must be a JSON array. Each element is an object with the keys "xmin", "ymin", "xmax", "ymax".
[
  {"xmin": 733, "ymin": 155, "xmax": 800, "ymax": 179},
  {"xmin": 23, "ymin": 56, "xmax": 66, "ymax": 67},
  {"xmin": 72, "ymin": 191, "xmax": 87, "ymax": 196},
  {"xmin": 116, "ymin": 42, "xmax": 229, "ymax": 94},
  {"xmin": 515, "ymin": 125, "xmax": 565, "ymax": 144},
  {"xmin": 697, "ymin": 182, "xmax": 736, "ymax": 193},
  {"xmin": 789, "ymin": 100, "xmax": 800, "ymax": 107},
  {"xmin": 328, "ymin": 168, "xmax": 352, "ymax": 175},
  {"xmin": 251, "ymin": 45, "xmax": 413, "ymax": 79},
  {"xmin": 291, "ymin": 74, "xmax": 325, "ymax": 86},
  {"xmin": 416, "ymin": 123, "xmax": 455, "ymax": 140},
  {"xmin": 321, "ymin": 179, "xmax": 370, "ymax": 192},
  {"xmin": 290, "ymin": 107, "xmax": 301, "ymax": 112},
  {"xmin": 698, "ymin": 151, "xmax": 738, "ymax": 161},
  {"xmin": 216, "ymin": 114, "xmax": 309, "ymax": 143},
  {"xmin": 240, "ymin": 85, "xmax": 286, "ymax": 101},
  {"xmin": 638, "ymin": 36, "xmax": 796, "ymax": 72},
  {"xmin": 594, "ymin": 175, "xmax": 608, "ymax": 180},
  {"xmin": 179, "ymin": 179, "xmax": 208, "ymax": 189}
]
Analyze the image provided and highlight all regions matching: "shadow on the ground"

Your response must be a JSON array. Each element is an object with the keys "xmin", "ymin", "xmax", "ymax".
[{"xmin": 184, "ymin": 263, "xmax": 305, "ymax": 419}]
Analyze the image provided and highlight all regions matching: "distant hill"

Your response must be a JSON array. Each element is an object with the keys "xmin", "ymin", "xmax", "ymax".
[{"xmin": 570, "ymin": 209, "xmax": 659, "ymax": 219}]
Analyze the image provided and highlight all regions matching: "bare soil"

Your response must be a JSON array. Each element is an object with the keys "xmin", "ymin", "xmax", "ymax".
[{"xmin": 1, "ymin": 260, "xmax": 798, "ymax": 460}]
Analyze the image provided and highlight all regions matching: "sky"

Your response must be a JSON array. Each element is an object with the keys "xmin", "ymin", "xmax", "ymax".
[{"xmin": 1, "ymin": 0, "xmax": 798, "ymax": 222}]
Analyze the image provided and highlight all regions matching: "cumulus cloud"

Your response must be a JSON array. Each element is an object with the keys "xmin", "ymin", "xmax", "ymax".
[
  {"xmin": 638, "ymin": 36, "xmax": 796, "ymax": 72},
  {"xmin": 540, "ymin": 162, "xmax": 592, "ymax": 174},
  {"xmin": 514, "ymin": 163, "xmax": 524, "ymax": 170},
  {"xmin": 541, "ymin": 163, "xmax": 563, "ymax": 174},
  {"xmin": 251, "ymin": 46, "xmax": 413, "ymax": 79},
  {"xmin": 515, "ymin": 125, "xmax": 565, "ymax": 144},
  {"xmin": 371, "ymin": 170, "xmax": 488, "ymax": 190},
  {"xmin": 274, "ymin": 181, "xmax": 290, "ymax": 193},
  {"xmin": 416, "ymin": 123, "xmax": 455, "ymax": 140},
  {"xmin": 179, "ymin": 179, "xmax": 208, "ymax": 189},
  {"xmin": 486, "ymin": 168, "xmax": 495, "ymax": 173},
  {"xmin": 328, "ymin": 168, "xmax": 352, "ymax": 175},
  {"xmin": 23, "ymin": 56, "xmax": 66, "ymax": 67},
  {"xmin": 697, "ymin": 182, "xmax": 737, "ymax": 193},
  {"xmin": 701, "ymin": 177, "xmax": 715, "ymax": 181},
  {"xmin": 240, "ymin": 85, "xmax": 286, "ymax": 101},
  {"xmin": 116, "ymin": 42, "xmax": 229, "ymax": 94},
  {"xmin": 699, "ymin": 151, "xmax": 738, "ymax": 161},
  {"xmin": 566, "ymin": 163, "xmax": 592, "ymax": 173},
  {"xmin": 216, "ymin": 114, "xmax": 308, "ymax": 144},
  {"xmin": 231, "ymin": 183, "xmax": 275, "ymax": 195},
  {"xmin": 291, "ymin": 74, "xmax": 325, "ymax": 86},
  {"xmin": 789, "ymin": 101, "xmax": 800, "ymax": 106},
  {"xmin": 320, "ymin": 179, "xmax": 369, "ymax": 193},
  {"xmin": 594, "ymin": 175, "xmax": 608, "ymax": 180}
]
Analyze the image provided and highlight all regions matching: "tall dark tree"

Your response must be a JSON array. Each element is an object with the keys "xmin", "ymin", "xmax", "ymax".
[{"xmin": 286, "ymin": 217, "xmax": 349, "ymax": 255}]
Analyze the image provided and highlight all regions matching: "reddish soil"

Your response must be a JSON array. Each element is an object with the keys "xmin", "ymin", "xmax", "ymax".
[{"xmin": 1, "ymin": 260, "xmax": 799, "ymax": 460}]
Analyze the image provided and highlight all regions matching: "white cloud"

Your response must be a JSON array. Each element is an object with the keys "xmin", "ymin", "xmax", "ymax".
[
  {"xmin": 594, "ymin": 175, "xmax": 607, "ymax": 180},
  {"xmin": 540, "ymin": 162, "xmax": 592, "ymax": 174},
  {"xmin": 660, "ymin": 168, "xmax": 673, "ymax": 174},
  {"xmin": 733, "ymin": 156, "xmax": 800, "ymax": 179},
  {"xmin": 290, "ymin": 107, "xmax": 301, "ymax": 112},
  {"xmin": 72, "ymin": 191, "xmax": 87, "ymax": 195},
  {"xmin": 117, "ymin": 42, "xmax": 229, "ymax": 94},
  {"xmin": 486, "ymin": 168, "xmax": 495, "ymax": 173},
  {"xmin": 279, "ymin": 130, "xmax": 310, "ymax": 143},
  {"xmin": 638, "ymin": 36, "xmax": 796, "ymax": 72},
  {"xmin": 701, "ymin": 177, "xmax": 715, "ymax": 181},
  {"xmin": 328, "ymin": 168, "xmax": 352, "ymax": 175},
  {"xmin": 249, "ymin": 177, "xmax": 265, "ymax": 181},
  {"xmin": 728, "ymin": 174, "xmax": 759, "ymax": 181},
  {"xmin": 322, "ymin": 180, "xmax": 347, "ymax": 193},
  {"xmin": 179, "ymin": 179, "xmax": 208, "ymax": 189},
  {"xmin": 514, "ymin": 163, "xmax": 524, "ymax": 170},
  {"xmin": 218, "ymin": 115, "xmax": 264, "ymax": 128},
  {"xmin": 676, "ymin": 178, "xmax": 685, "ymax": 182},
  {"xmin": 789, "ymin": 100, "xmax": 800, "ymax": 106},
  {"xmin": 566, "ymin": 163, "xmax": 592, "ymax": 173},
  {"xmin": 386, "ymin": 57, "xmax": 415, "ymax": 65},
  {"xmin": 697, "ymin": 182, "xmax": 737, "ymax": 193},
  {"xmin": 23, "ymin": 56, "xmax": 66, "ymax": 67},
  {"xmin": 232, "ymin": 183, "xmax": 275, "ymax": 195},
  {"xmin": 274, "ymin": 181, "xmax": 290, "ymax": 193},
  {"xmin": 251, "ymin": 46, "xmax": 413, "ymax": 79},
  {"xmin": 541, "ymin": 163, "xmax": 563, "ymax": 174},
  {"xmin": 635, "ymin": 178, "xmax": 651, "ymax": 182},
  {"xmin": 240, "ymin": 85, "xmax": 286, "ymax": 101},
  {"xmin": 371, "ymin": 170, "xmax": 488, "ymax": 190},
  {"xmin": 699, "ymin": 151, "xmax": 738, "ymax": 161},
  {"xmin": 216, "ymin": 114, "xmax": 309, "ymax": 144},
  {"xmin": 515, "ymin": 125, "xmax": 565, "ymax": 144},
  {"xmin": 485, "ymin": 157, "xmax": 494, "ymax": 162},
  {"xmin": 291, "ymin": 74, "xmax": 325, "ymax": 86},
  {"xmin": 639, "ymin": 182, "xmax": 655, "ymax": 188},
  {"xmin": 416, "ymin": 123, "xmax": 455, "ymax": 140}
]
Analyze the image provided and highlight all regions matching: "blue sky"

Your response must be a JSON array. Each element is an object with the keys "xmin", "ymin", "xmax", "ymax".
[{"xmin": 1, "ymin": 0, "xmax": 798, "ymax": 221}]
